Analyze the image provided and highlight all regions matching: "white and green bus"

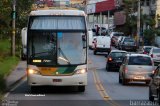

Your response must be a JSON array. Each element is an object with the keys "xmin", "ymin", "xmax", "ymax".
[{"xmin": 27, "ymin": 9, "xmax": 88, "ymax": 92}]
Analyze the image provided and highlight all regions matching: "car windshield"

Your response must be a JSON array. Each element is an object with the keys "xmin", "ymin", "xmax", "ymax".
[
  {"xmin": 110, "ymin": 52, "xmax": 126, "ymax": 59},
  {"xmin": 144, "ymin": 47, "xmax": 151, "ymax": 53},
  {"xmin": 128, "ymin": 56, "xmax": 152, "ymax": 65},
  {"xmin": 153, "ymin": 48, "xmax": 160, "ymax": 53},
  {"xmin": 124, "ymin": 38, "xmax": 134, "ymax": 42}
]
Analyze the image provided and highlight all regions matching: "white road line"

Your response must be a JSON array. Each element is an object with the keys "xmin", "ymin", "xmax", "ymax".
[{"xmin": 4, "ymin": 77, "xmax": 27, "ymax": 98}]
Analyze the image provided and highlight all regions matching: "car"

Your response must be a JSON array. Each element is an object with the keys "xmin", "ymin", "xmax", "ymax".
[
  {"xmin": 119, "ymin": 53, "xmax": 155, "ymax": 85},
  {"xmin": 148, "ymin": 47, "xmax": 160, "ymax": 64},
  {"xmin": 139, "ymin": 46, "xmax": 153, "ymax": 54},
  {"xmin": 92, "ymin": 34, "xmax": 111, "ymax": 55},
  {"xmin": 88, "ymin": 30, "xmax": 95, "ymax": 49},
  {"xmin": 110, "ymin": 32, "xmax": 124, "ymax": 46},
  {"xmin": 106, "ymin": 50, "xmax": 127, "ymax": 71},
  {"xmin": 149, "ymin": 64, "xmax": 160, "ymax": 105},
  {"xmin": 119, "ymin": 37, "xmax": 137, "ymax": 52},
  {"xmin": 115, "ymin": 36, "xmax": 126, "ymax": 48}
]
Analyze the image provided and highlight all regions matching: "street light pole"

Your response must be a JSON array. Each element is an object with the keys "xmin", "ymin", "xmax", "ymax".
[
  {"xmin": 137, "ymin": 0, "xmax": 141, "ymax": 48},
  {"xmin": 12, "ymin": 0, "xmax": 16, "ymax": 56}
]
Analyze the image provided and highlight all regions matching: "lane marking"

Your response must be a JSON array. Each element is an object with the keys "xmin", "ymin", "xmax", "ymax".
[
  {"xmin": 4, "ymin": 77, "xmax": 26, "ymax": 98},
  {"xmin": 93, "ymin": 69, "xmax": 121, "ymax": 106}
]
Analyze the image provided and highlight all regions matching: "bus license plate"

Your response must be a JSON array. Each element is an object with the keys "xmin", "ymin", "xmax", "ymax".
[{"xmin": 53, "ymin": 79, "xmax": 62, "ymax": 82}]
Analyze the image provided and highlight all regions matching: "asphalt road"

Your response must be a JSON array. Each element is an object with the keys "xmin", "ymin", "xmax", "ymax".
[{"xmin": 2, "ymin": 49, "xmax": 159, "ymax": 106}]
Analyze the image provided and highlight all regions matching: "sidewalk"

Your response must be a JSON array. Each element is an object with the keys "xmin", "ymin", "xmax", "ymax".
[{"xmin": 5, "ymin": 61, "xmax": 27, "ymax": 90}]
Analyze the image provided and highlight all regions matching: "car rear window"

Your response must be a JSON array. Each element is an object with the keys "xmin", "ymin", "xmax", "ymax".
[
  {"xmin": 124, "ymin": 38, "xmax": 134, "ymax": 42},
  {"xmin": 128, "ymin": 56, "xmax": 152, "ymax": 65},
  {"xmin": 110, "ymin": 52, "xmax": 126, "ymax": 58},
  {"xmin": 153, "ymin": 48, "xmax": 160, "ymax": 53}
]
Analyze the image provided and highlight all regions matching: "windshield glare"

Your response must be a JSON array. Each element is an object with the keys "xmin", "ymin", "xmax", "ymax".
[{"xmin": 58, "ymin": 32, "xmax": 86, "ymax": 65}]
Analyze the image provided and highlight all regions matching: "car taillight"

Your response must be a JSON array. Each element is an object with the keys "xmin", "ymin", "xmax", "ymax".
[
  {"xmin": 108, "ymin": 57, "xmax": 112, "ymax": 61},
  {"xmin": 124, "ymin": 67, "xmax": 128, "ymax": 73},
  {"xmin": 150, "ymin": 54, "xmax": 153, "ymax": 58},
  {"xmin": 143, "ymin": 51, "xmax": 147, "ymax": 54}
]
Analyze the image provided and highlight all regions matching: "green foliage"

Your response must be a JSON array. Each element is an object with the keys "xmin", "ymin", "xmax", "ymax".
[
  {"xmin": 0, "ymin": 39, "xmax": 19, "ymax": 93},
  {"xmin": 16, "ymin": 0, "xmax": 34, "ymax": 29},
  {"xmin": 0, "ymin": 0, "xmax": 34, "ymax": 39},
  {"xmin": 0, "ymin": 0, "xmax": 12, "ymax": 39},
  {"xmin": 143, "ymin": 29, "xmax": 155, "ymax": 44}
]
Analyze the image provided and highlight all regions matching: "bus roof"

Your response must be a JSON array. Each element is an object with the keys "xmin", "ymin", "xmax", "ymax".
[{"xmin": 30, "ymin": 9, "xmax": 86, "ymax": 16}]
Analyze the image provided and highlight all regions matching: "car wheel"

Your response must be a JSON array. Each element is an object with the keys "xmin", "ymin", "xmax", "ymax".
[
  {"xmin": 146, "ymin": 81, "xmax": 150, "ymax": 85},
  {"xmin": 89, "ymin": 46, "xmax": 93, "ymax": 50},
  {"xmin": 105, "ymin": 64, "xmax": 108, "ymax": 70},
  {"xmin": 78, "ymin": 86, "xmax": 85, "ymax": 92},
  {"xmin": 149, "ymin": 87, "xmax": 154, "ymax": 101},
  {"xmin": 106, "ymin": 64, "xmax": 111, "ymax": 71},
  {"xmin": 158, "ymin": 90, "xmax": 160, "ymax": 105},
  {"xmin": 119, "ymin": 74, "xmax": 122, "ymax": 83},
  {"xmin": 134, "ymin": 49, "xmax": 137, "ymax": 52},
  {"xmin": 94, "ymin": 50, "xmax": 97, "ymax": 55},
  {"xmin": 122, "ymin": 75, "xmax": 127, "ymax": 85}
]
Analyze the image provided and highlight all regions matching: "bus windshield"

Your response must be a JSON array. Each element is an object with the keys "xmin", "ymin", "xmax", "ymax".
[
  {"xmin": 28, "ymin": 16, "xmax": 87, "ymax": 66},
  {"xmin": 28, "ymin": 31, "xmax": 87, "ymax": 66}
]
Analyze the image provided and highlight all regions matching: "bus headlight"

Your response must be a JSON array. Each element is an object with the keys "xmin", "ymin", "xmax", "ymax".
[
  {"xmin": 75, "ymin": 69, "xmax": 87, "ymax": 74},
  {"xmin": 28, "ymin": 69, "xmax": 40, "ymax": 75}
]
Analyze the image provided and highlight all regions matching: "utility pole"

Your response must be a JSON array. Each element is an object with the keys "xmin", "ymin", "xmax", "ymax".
[
  {"xmin": 12, "ymin": 0, "xmax": 16, "ymax": 56},
  {"xmin": 137, "ymin": 0, "xmax": 141, "ymax": 48}
]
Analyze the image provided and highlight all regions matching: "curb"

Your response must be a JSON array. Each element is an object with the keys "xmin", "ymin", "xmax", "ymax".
[{"xmin": 6, "ymin": 74, "xmax": 27, "ymax": 92}]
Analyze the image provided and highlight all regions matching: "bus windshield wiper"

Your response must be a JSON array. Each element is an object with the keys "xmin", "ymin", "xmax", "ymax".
[{"xmin": 58, "ymin": 47, "xmax": 71, "ymax": 65}]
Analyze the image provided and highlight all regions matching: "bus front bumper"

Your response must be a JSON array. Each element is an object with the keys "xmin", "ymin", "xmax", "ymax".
[{"xmin": 27, "ymin": 73, "xmax": 87, "ymax": 86}]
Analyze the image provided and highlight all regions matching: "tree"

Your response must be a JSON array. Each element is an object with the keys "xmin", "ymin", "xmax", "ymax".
[
  {"xmin": 118, "ymin": 0, "xmax": 137, "ymax": 35},
  {"xmin": 0, "ymin": 0, "xmax": 12, "ymax": 39},
  {"xmin": 16, "ymin": 0, "xmax": 34, "ymax": 29}
]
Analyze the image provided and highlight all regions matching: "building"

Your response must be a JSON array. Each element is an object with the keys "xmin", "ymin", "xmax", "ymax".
[{"xmin": 155, "ymin": 0, "xmax": 160, "ymax": 27}]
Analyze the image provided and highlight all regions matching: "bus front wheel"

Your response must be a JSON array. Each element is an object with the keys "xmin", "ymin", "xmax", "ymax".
[{"xmin": 78, "ymin": 86, "xmax": 85, "ymax": 92}]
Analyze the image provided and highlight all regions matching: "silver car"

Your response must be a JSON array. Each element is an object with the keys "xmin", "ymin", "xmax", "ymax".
[
  {"xmin": 148, "ymin": 47, "xmax": 160, "ymax": 65},
  {"xmin": 119, "ymin": 53, "xmax": 155, "ymax": 85}
]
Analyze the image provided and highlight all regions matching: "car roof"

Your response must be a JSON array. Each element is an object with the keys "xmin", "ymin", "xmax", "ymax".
[
  {"xmin": 152, "ymin": 47, "xmax": 160, "ymax": 49},
  {"xmin": 110, "ymin": 50, "xmax": 127, "ymax": 53},
  {"xmin": 126, "ymin": 53, "xmax": 151, "ymax": 57},
  {"xmin": 143, "ymin": 46, "xmax": 154, "ymax": 48}
]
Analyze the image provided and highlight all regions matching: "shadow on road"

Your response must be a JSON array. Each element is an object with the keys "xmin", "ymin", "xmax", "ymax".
[{"xmin": 10, "ymin": 81, "xmax": 84, "ymax": 94}]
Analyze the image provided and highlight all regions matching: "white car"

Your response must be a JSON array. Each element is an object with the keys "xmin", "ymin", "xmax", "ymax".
[
  {"xmin": 148, "ymin": 47, "xmax": 160, "ymax": 65},
  {"xmin": 88, "ymin": 30, "xmax": 94, "ymax": 49},
  {"xmin": 92, "ymin": 35, "xmax": 111, "ymax": 55}
]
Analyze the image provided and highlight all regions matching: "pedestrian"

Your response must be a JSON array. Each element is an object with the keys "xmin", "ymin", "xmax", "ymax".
[{"xmin": 95, "ymin": 25, "xmax": 100, "ymax": 36}]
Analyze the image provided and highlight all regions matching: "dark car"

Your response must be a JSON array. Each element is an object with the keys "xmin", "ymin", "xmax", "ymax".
[
  {"xmin": 119, "ymin": 37, "xmax": 137, "ymax": 52},
  {"xmin": 106, "ymin": 50, "xmax": 127, "ymax": 71},
  {"xmin": 149, "ymin": 65, "xmax": 160, "ymax": 105},
  {"xmin": 140, "ymin": 46, "xmax": 153, "ymax": 54}
]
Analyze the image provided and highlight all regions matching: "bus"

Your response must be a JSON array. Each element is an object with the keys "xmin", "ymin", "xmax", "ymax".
[{"xmin": 27, "ymin": 9, "xmax": 88, "ymax": 92}]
